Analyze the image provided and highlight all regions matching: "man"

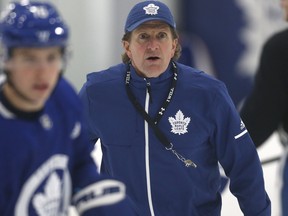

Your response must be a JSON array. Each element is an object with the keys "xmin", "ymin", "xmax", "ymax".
[
  {"xmin": 0, "ymin": 1, "xmax": 135, "ymax": 215},
  {"xmin": 240, "ymin": 0, "xmax": 288, "ymax": 215},
  {"xmin": 79, "ymin": 1, "xmax": 271, "ymax": 215}
]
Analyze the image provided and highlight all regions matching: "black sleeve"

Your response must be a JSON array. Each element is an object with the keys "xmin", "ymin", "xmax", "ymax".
[{"xmin": 240, "ymin": 29, "xmax": 288, "ymax": 148}]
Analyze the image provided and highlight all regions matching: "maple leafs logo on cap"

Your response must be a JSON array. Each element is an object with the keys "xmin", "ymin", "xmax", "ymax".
[{"xmin": 143, "ymin": 3, "xmax": 159, "ymax": 15}]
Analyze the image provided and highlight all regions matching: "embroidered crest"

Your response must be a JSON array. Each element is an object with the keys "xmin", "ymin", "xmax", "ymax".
[
  {"xmin": 33, "ymin": 172, "xmax": 62, "ymax": 216},
  {"xmin": 15, "ymin": 155, "xmax": 71, "ymax": 216},
  {"xmin": 143, "ymin": 3, "xmax": 159, "ymax": 15},
  {"xmin": 169, "ymin": 110, "xmax": 190, "ymax": 135}
]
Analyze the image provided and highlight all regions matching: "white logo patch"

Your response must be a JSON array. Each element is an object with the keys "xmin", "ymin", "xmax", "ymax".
[
  {"xmin": 143, "ymin": 4, "xmax": 159, "ymax": 15},
  {"xmin": 33, "ymin": 172, "xmax": 62, "ymax": 215},
  {"xmin": 169, "ymin": 110, "xmax": 190, "ymax": 135},
  {"xmin": 39, "ymin": 114, "xmax": 53, "ymax": 130},
  {"xmin": 234, "ymin": 119, "xmax": 248, "ymax": 139},
  {"xmin": 37, "ymin": 31, "xmax": 50, "ymax": 42},
  {"xmin": 240, "ymin": 120, "xmax": 245, "ymax": 130},
  {"xmin": 70, "ymin": 122, "xmax": 81, "ymax": 139},
  {"xmin": 15, "ymin": 155, "xmax": 71, "ymax": 216}
]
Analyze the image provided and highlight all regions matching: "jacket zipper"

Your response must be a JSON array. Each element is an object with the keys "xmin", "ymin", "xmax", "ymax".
[{"xmin": 144, "ymin": 81, "xmax": 156, "ymax": 216}]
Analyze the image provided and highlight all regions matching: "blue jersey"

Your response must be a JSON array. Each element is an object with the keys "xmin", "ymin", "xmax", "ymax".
[
  {"xmin": 79, "ymin": 62, "xmax": 271, "ymax": 216},
  {"xmin": 0, "ymin": 77, "xmax": 135, "ymax": 216}
]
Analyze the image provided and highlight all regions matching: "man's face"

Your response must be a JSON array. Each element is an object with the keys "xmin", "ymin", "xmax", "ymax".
[
  {"xmin": 123, "ymin": 21, "xmax": 178, "ymax": 78},
  {"xmin": 281, "ymin": 0, "xmax": 288, "ymax": 20},
  {"xmin": 3, "ymin": 47, "xmax": 63, "ymax": 111}
]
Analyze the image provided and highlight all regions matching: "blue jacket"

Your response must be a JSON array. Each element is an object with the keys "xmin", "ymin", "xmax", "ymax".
[{"xmin": 79, "ymin": 62, "xmax": 271, "ymax": 216}]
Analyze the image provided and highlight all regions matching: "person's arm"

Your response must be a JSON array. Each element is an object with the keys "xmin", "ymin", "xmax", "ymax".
[
  {"xmin": 78, "ymin": 81, "xmax": 99, "ymax": 146},
  {"xmin": 70, "ymin": 118, "xmax": 137, "ymax": 216},
  {"xmin": 66, "ymin": 81, "xmax": 137, "ymax": 215},
  {"xmin": 240, "ymin": 31, "xmax": 288, "ymax": 147},
  {"xmin": 214, "ymin": 84, "xmax": 271, "ymax": 215}
]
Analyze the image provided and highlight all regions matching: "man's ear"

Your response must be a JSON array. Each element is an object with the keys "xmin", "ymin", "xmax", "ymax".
[
  {"xmin": 123, "ymin": 41, "xmax": 132, "ymax": 59},
  {"xmin": 171, "ymin": 38, "xmax": 178, "ymax": 58}
]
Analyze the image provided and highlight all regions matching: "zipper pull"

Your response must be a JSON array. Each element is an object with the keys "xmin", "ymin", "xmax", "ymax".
[{"xmin": 145, "ymin": 79, "xmax": 153, "ymax": 104}]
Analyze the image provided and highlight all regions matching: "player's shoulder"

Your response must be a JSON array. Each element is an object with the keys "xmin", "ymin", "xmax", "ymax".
[
  {"xmin": 50, "ymin": 77, "xmax": 82, "ymax": 113},
  {"xmin": 177, "ymin": 62, "xmax": 225, "ymax": 91},
  {"xmin": 176, "ymin": 62, "xmax": 231, "ymax": 104},
  {"xmin": 85, "ymin": 63, "xmax": 126, "ymax": 86}
]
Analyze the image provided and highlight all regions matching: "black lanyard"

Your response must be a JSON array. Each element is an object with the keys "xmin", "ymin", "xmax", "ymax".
[
  {"xmin": 125, "ymin": 61, "xmax": 197, "ymax": 168},
  {"xmin": 125, "ymin": 61, "xmax": 177, "ymax": 124}
]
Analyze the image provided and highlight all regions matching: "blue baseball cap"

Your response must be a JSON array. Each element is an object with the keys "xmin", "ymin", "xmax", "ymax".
[{"xmin": 124, "ymin": 1, "xmax": 176, "ymax": 32}]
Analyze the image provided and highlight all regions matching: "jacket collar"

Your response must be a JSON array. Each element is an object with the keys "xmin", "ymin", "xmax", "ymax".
[{"xmin": 129, "ymin": 62, "xmax": 174, "ymax": 85}]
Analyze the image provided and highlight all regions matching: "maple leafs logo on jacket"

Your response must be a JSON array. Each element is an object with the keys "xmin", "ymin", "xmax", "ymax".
[{"xmin": 168, "ymin": 110, "xmax": 191, "ymax": 135}]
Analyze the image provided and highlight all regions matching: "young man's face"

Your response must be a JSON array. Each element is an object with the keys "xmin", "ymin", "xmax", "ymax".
[
  {"xmin": 3, "ymin": 47, "xmax": 63, "ymax": 111},
  {"xmin": 123, "ymin": 21, "xmax": 178, "ymax": 78}
]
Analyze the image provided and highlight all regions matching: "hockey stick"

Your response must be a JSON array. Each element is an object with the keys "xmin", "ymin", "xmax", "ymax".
[{"xmin": 261, "ymin": 155, "xmax": 281, "ymax": 165}]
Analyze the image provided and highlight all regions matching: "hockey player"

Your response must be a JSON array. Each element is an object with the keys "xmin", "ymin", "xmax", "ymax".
[
  {"xmin": 0, "ymin": 1, "xmax": 135, "ymax": 215},
  {"xmin": 79, "ymin": 1, "xmax": 271, "ymax": 215}
]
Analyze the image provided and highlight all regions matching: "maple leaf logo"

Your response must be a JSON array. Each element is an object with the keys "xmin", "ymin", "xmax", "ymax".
[
  {"xmin": 143, "ymin": 4, "xmax": 159, "ymax": 15},
  {"xmin": 32, "ymin": 172, "xmax": 62, "ymax": 216},
  {"xmin": 168, "ymin": 110, "xmax": 191, "ymax": 135}
]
